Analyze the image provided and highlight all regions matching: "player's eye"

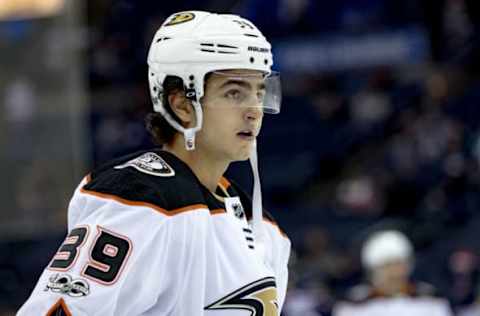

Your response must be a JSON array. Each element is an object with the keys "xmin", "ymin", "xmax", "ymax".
[
  {"xmin": 224, "ymin": 89, "xmax": 245, "ymax": 102},
  {"xmin": 257, "ymin": 90, "xmax": 266, "ymax": 103}
]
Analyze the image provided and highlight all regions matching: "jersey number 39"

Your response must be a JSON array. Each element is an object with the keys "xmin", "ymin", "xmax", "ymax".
[{"xmin": 48, "ymin": 225, "xmax": 132, "ymax": 285}]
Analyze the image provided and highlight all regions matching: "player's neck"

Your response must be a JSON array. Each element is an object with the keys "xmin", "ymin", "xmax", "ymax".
[{"xmin": 164, "ymin": 140, "xmax": 228, "ymax": 193}]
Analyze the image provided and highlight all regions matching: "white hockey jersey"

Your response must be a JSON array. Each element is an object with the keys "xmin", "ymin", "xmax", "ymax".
[
  {"xmin": 333, "ymin": 283, "xmax": 453, "ymax": 316},
  {"xmin": 17, "ymin": 150, "xmax": 291, "ymax": 316}
]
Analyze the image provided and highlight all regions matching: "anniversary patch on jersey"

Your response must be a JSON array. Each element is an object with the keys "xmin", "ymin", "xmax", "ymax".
[
  {"xmin": 205, "ymin": 277, "xmax": 278, "ymax": 316},
  {"xmin": 164, "ymin": 12, "xmax": 195, "ymax": 26},
  {"xmin": 44, "ymin": 273, "xmax": 90, "ymax": 297},
  {"xmin": 114, "ymin": 152, "xmax": 175, "ymax": 177}
]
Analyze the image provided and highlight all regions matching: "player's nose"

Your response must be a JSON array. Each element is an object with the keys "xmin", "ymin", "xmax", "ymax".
[{"xmin": 244, "ymin": 106, "xmax": 263, "ymax": 122}]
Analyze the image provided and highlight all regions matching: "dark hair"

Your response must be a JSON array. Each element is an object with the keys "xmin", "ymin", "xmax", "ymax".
[{"xmin": 145, "ymin": 75, "xmax": 184, "ymax": 145}]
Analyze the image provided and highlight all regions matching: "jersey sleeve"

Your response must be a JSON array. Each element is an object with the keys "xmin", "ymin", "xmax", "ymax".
[{"xmin": 17, "ymin": 178, "xmax": 210, "ymax": 316}]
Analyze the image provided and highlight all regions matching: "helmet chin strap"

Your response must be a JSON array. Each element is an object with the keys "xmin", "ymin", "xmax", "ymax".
[
  {"xmin": 249, "ymin": 140, "xmax": 266, "ymax": 261},
  {"xmin": 184, "ymin": 129, "xmax": 196, "ymax": 150},
  {"xmin": 183, "ymin": 99, "xmax": 203, "ymax": 151}
]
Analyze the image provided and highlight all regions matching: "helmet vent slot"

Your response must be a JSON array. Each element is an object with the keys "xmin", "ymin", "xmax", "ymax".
[
  {"xmin": 199, "ymin": 43, "xmax": 240, "ymax": 54},
  {"xmin": 217, "ymin": 44, "xmax": 238, "ymax": 49},
  {"xmin": 156, "ymin": 37, "xmax": 171, "ymax": 43}
]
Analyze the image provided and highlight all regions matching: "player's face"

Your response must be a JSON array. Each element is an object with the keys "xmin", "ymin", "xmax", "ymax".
[
  {"xmin": 196, "ymin": 69, "xmax": 265, "ymax": 162},
  {"xmin": 371, "ymin": 260, "xmax": 410, "ymax": 294}
]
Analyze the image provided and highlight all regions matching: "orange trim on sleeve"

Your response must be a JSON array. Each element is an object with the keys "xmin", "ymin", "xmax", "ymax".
[
  {"xmin": 80, "ymin": 187, "xmax": 208, "ymax": 217},
  {"xmin": 46, "ymin": 298, "xmax": 72, "ymax": 316},
  {"xmin": 263, "ymin": 218, "xmax": 289, "ymax": 240}
]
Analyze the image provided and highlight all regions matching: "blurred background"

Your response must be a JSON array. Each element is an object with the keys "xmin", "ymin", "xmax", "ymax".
[{"xmin": 1, "ymin": 0, "xmax": 480, "ymax": 315}]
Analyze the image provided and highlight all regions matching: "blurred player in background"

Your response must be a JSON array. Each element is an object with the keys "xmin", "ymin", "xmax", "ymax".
[
  {"xmin": 333, "ymin": 230, "xmax": 453, "ymax": 316},
  {"xmin": 17, "ymin": 11, "xmax": 290, "ymax": 315}
]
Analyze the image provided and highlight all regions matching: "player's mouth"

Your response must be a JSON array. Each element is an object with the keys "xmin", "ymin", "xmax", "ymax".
[{"xmin": 237, "ymin": 129, "xmax": 256, "ymax": 141}]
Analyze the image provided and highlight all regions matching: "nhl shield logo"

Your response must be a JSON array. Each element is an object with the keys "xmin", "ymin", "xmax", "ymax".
[{"xmin": 225, "ymin": 197, "xmax": 245, "ymax": 219}]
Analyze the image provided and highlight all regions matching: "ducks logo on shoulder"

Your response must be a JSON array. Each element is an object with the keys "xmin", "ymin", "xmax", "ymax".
[{"xmin": 114, "ymin": 152, "xmax": 175, "ymax": 177}]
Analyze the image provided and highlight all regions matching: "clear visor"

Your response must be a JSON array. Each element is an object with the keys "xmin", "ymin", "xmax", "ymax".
[{"xmin": 202, "ymin": 70, "xmax": 281, "ymax": 114}]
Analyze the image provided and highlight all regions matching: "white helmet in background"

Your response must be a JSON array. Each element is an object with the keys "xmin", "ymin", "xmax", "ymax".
[
  {"xmin": 361, "ymin": 230, "xmax": 413, "ymax": 270},
  {"xmin": 147, "ymin": 11, "xmax": 281, "ymax": 150}
]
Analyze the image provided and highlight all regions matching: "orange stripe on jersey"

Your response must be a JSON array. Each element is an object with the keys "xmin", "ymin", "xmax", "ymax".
[
  {"xmin": 80, "ymin": 187, "xmax": 208, "ymax": 217},
  {"xmin": 211, "ymin": 208, "xmax": 226, "ymax": 215},
  {"xmin": 46, "ymin": 298, "xmax": 72, "ymax": 316},
  {"xmin": 169, "ymin": 204, "xmax": 209, "ymax": 216},
  {"xmin": 263, "ymin": 218, "xmax": 289, "ymax": 240},
  {"xmin": 218, "ymin": 177, "xmax": 231, "ymax": 190}
]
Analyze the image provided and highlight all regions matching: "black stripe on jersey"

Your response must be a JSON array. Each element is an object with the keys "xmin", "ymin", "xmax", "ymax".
[
  {"xmin": 227, "ymin": 179, "xmax": 289, "ymax": 238},
  {"xmin": 227, "ymin": 180, "xmax": 280, "ymax": 223},
  {"xmin": 202, "ymin": 185, "xmax": 228, "ymax": 214},
  {"xmin": 215, "ymin": 186, "xmax": 225, "ymax": 197},
  {"xmin": 215, "ymin": 178, "xmax": 231, "ymax": 197},
  {"xmin": 83, "ymin": 150, "xmax": 206, "ymax": 213}
]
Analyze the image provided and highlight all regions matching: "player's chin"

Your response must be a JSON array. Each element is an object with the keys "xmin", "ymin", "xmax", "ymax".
[
  {"xmin": 235, "ymin": 155, "xmax": 250, "ymax": 162},
  {"xmin": 231, "ymin": 148, "xmax": 253, "ymax": 162}
]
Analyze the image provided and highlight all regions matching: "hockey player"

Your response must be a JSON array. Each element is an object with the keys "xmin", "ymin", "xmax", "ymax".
[
  {"xmin": 17, "ymin": 11, "xmax": 290, "ymax": 315},
  {"xmin": 333, "ymin": 230, "xmax": 452, "ymax": 316}
]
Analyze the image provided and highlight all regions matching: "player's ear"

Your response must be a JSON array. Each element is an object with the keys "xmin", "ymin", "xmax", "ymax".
[{"xmin": 168, "ymin": 90, "xmax": 195, "ymax": 127}]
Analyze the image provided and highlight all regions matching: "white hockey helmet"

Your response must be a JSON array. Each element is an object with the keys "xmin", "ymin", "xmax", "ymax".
[
  {"xmin": 361, "ymin": 230, "xmax": 413, "ymax": 269},
  {"xmin": 147, "ymin": 11, "xmax": 280, "ymax": 150}
]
